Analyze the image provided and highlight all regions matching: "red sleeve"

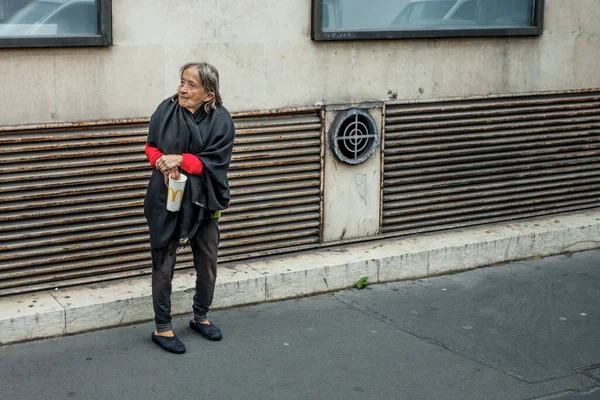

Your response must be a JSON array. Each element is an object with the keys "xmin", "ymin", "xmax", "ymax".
[
  {"xmin": 181, "ymin": 153, "xmax": 203, "ymax": 175},
  {"xmin": 145, "ymin": 143, "xmax": 163, "ymax": 168}
]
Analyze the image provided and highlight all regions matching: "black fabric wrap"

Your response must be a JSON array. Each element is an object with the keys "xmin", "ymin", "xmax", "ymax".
[{"xmin": 144, "ymin": 96, "xmax": 235, "ymax": 249}]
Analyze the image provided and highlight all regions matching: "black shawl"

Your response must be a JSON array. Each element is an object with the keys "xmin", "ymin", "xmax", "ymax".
[{"xmin": 144, "ymin": 96, "xmax": 235, "ymax": 249}]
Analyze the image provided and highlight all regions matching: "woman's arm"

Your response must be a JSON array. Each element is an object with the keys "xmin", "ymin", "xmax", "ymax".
[
  {"xmin": 181, "ymin": 154, "xmax": 203, "ymax": 175},
  {"xmin": 145, "ymin": 143, "xmax": 164, "ymax": 168},
  {"xmin": 147, "ymin": 143, "xmax": 204, "ymax": 175}
]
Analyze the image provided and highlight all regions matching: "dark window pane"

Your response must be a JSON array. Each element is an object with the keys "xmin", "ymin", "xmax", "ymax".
[
  {"xmin": 319, "ymin": 0, "xmax": 537, "ymax": 33},
  {"xmin": 450, "ymin": 0, "xmax": 477, "ymax": 21},
  {"xmin": 0, "ymin": 0, "xmax": 98, "ymax": 37},
  {"xmin": 42, "ymin": 2, "xmax": 98, "ymax": 35},
  {"xmin": 393, "ymin": 1, "xmax": 455, "ymax": 25},
  {"xmin": 9, "ymin": 2, "xmax": 57, "ymax": 24}
]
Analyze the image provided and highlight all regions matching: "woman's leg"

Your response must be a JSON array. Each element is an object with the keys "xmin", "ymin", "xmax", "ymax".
[
  {"xmin": 190, "ymin": 218, "xmax": 220, "ymax": 322},
  {"xmin": 151, "ymin": 241, "xmax": 178, "ymax": 333}
]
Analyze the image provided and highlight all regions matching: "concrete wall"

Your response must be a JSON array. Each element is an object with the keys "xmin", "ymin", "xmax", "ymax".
[
  {"xmin": 322, "ymin": 104, "xmax": 382, "ymax": 242},
  {"xmin": 0, "ymin": 0, "xmax": 599, "ymax": 127}
]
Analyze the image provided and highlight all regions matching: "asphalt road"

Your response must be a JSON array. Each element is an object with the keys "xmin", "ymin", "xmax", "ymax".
[{"xmin": 1, "ymin": 250, "xmax": 599, "ymax": 400}]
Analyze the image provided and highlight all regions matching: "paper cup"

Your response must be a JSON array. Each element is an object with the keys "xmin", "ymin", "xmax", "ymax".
[{"xmin": 166, "ymin": 173, "xmax": 187, "ymax": 212}]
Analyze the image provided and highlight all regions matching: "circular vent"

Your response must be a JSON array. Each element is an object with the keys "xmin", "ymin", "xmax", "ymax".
[{"xmin": 330, "ymin": 108, "xmax": 379, "ymax": 165}]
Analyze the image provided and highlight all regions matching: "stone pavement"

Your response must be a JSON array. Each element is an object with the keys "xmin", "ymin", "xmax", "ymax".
[
  {"xmin": 1, "ymin": 209, "xmax": 600, "ymax": 345},
  {"xmin": 0, "ymin": 250, "xmax": 599, "ymax": 400}
]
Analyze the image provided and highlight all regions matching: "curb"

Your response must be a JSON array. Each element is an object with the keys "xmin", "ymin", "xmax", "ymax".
[{"xmin": 1, "ymin": 209, "xmax": 599, "ymax": 345}]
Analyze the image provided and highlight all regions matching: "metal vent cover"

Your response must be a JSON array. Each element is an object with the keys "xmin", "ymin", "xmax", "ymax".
[
  {"xmin": 330, "ymin": 108, "xmax": 378, "ymax": 165},
  {"xmin": 382, "ymin": 89, "xmax": 600, "ymax": 236},
  {"xmin": 0, "ymin": 107, "xmax": 324, "ymax": 296}
]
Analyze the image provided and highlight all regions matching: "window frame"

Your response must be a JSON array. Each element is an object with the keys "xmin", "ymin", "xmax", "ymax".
[
  {"xmin": 311, "ymin": 0, "xmax": 545, "ymax": 41},
  {"xmin": 0, "ymin": 0, "xmax": 111, "ymax": 48}
]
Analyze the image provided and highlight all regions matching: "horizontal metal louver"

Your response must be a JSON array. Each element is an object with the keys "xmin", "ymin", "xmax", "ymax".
[
  {"xmin": 382, "ymin": 90, "xmax": 600, "ymax": 236},
  {"xmin": 0, "ymin": 108, "xmax": 323, "ymax": 296}
]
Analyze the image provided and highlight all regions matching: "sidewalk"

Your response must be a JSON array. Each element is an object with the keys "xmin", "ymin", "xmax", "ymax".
[
  {"xmin": 1, "ymin": 249, "xmax": 598, "ymax": 400},
  {"xmin": 1, "ymin": 209, "xmax": 599, "ymax": 346}
]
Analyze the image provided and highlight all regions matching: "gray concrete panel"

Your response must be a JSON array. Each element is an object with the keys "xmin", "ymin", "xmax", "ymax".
[
  {"xmin": 335, "ymin": 251, "xmax": 600, "ymax": 383},
  {"xmin": 53, "ymin": 45, "xmax": 166, "ymax": 123},
  {"xmin": 0, "ymin": 50, "xmax": 56, "ymax": 126},
  {"xmin": 112, "ymin": 0, "xmax": 218, "ymax": 46},
  {"xmin": 1, "ymin": 1, "xmax": 600, "ymax": 126}
]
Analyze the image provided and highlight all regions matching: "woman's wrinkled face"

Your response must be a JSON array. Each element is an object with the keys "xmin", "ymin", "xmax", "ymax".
[{"xmin": 178, "ymin": 68, "xmax": 214, "ymax": 113}]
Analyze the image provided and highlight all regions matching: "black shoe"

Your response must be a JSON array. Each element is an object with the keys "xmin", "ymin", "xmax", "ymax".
[
  {"xmin": 151, "ymin": 332, "xmax": 186, "ymax": 354},
  {"xmin": 189, "ymin": 320, "xmax": 223, "ymax": 341}
]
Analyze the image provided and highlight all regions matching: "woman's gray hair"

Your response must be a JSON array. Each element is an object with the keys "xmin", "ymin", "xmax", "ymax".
[{"xmin": 179, "ymin": 62, "xmax": 223, "ymax": 113}]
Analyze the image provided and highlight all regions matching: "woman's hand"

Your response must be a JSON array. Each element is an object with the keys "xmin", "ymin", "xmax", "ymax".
[
  {"xmin": 157, "ymin": 155, "xmax": 182, "ymax": 185},
  {"xmin": 156, "ymin": 154, "xmax": 183, "ymax": 174},
  {"xmin": 163, "ymin": 167, "xmax": 180, "ymax": 185}
]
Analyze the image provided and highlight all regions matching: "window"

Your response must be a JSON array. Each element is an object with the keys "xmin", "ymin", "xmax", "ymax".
[
  {"xmin": 0, "ymin": 0, "xmax": 111, "ymax": 48},
  {"xmin": 312, "ymin": 0, "xmax": 544, "ymax": 41},
  {"xmin": 451, "ymin": 0, "xmax": 477, "ymax": 21}
]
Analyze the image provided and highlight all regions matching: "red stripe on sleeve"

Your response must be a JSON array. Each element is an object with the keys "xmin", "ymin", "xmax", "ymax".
[
  {"xmin": 181, "ymin": 153, "xmax": 203, "ymax": 175},
  {"xmin": 145, "ymin": 143, "xmax": 163, "ymax": 168}
]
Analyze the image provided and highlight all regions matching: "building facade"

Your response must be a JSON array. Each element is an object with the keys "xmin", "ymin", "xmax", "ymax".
[{"xmin": 0, "ymin": 0, "xmax": 598, "ymax": 295}]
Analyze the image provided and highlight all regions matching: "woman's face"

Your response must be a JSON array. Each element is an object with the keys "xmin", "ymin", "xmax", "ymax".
[{"xmin": 178, "ymin": 68, "xmax": 214, "ymax": 113}]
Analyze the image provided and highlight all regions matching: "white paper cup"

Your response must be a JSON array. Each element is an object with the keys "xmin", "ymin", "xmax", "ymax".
[{"xmin": 166, "ymin": 173, "xmax": 187, "ymax": 212}]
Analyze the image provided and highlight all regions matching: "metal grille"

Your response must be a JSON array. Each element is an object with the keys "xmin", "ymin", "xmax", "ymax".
[
  {"xmin": 0, "ymin": 108, "xmax": 323, "ymax": 296},
  {"xmin": 382, "ymin": 89, "xmax": 600, "ymax": 235},
  {"xmin": 330, "ymin": 108, "xmax": 378, "ymax": 165}
]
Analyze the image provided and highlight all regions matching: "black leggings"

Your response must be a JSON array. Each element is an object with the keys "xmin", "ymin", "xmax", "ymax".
[{"xmin": 151, "ymin": 218, "xmax": 220, "ymax": 333}]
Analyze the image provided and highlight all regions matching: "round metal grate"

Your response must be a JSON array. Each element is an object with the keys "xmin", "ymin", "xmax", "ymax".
[{"xmin": 330, "ymin": 109, "xmax": 378, "ymax": 165}]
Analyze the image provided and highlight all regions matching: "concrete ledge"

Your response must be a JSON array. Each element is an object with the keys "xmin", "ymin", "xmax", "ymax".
[
  {"xmin": 0, "ymin": 292, "xmax": 65, "ymax": 343},
  {"xmin": 1, "ymin": 209, "xmax": 599, "ymax": 345}
]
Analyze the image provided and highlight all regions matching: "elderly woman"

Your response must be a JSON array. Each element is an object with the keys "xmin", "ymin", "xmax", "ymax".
[{"xmin": 144, "ymin": 62, "xmax": 235, "ymax": 354}]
